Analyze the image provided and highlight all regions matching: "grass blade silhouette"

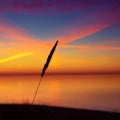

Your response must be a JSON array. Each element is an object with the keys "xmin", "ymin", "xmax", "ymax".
[
  {"xmin": 32, "ymin": 40, "xmax": 58, "ymax": 104},
  {"xmin": 41, "ymin": 40, "xmax": 58, "ymax": 77}
]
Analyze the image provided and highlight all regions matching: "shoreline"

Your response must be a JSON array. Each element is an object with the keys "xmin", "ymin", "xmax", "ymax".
[{"xmin": 0, "ymin": 104, "xmax": 120, "ymax": 120}]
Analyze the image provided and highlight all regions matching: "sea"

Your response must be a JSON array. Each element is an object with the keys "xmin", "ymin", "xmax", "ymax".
[{"xmin": 0, "ymin": 74, "xmax": 120, "ymax": 112}]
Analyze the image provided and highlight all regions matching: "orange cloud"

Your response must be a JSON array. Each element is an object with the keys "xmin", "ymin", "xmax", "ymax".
[{"xmin": 61, "ymin": 45, "xmax": 120, "ymax": 51}]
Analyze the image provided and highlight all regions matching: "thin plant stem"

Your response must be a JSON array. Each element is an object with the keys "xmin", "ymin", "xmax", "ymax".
[
  {"xmin": 32, "ymin": 40, "xmax": 58, "ymax": 104},
  {"xmin": 32, "ymin": 77, "xmax": 42, "ymax": 104}
]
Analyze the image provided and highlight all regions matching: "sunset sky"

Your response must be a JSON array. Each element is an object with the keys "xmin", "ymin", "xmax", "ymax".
[{"xmin": 0, "ymin": 0, "xmax": 120, "ymax": 74}]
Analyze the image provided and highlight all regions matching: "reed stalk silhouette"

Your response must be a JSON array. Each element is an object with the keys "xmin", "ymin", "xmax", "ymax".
[{"xmin": 32, "ymin": 40, "xmax": 58, "ymax": 104}]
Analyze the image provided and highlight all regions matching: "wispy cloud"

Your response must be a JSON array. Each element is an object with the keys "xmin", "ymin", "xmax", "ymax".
[
  {"xmin": 0, "ymin": 52, "xmax": 34, "ymax": 63},
  {"xmin": 0, "ymin": 21, "xmax": 41, "ymax": 43},
  {"xmin": 0, "ymin": 20, "xmax": 120, "ymax": 54},
  {"xmin": 61, "ymin": 44, "xmax": 120, "ymax": 53},
  {"xmin": 0, "ymin": 20, "xmax": 56, "ymax": 46},
  {"xmin": 55, "ymin": 6, "xmax": 120, "ymax": 44}
]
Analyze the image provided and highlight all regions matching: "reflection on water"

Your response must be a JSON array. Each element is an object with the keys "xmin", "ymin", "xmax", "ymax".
[{"xmin": 0, "ymin": 74, "xmax": 120, "ymax": 112}]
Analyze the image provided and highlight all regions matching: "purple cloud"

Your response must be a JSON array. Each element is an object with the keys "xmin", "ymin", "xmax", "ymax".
[{"xmin": 0, "ymin": 0, "xmax": 119, "ymax": 13}]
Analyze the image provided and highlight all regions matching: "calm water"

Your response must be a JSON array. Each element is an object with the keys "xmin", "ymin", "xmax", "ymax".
[{"xmin": 0, "ymin": 74, "xmax": 120, "ymax": 112}]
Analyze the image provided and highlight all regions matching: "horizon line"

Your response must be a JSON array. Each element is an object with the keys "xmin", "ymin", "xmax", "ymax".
[{"xmin": 0, "ymin": 72, "xmax": 120, "ymax": 76}]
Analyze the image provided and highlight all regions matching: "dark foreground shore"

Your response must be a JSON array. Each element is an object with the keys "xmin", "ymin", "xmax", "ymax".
[{"xmin": 0, "ymin": 104, "xmax": 120, "ymax": 120}]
